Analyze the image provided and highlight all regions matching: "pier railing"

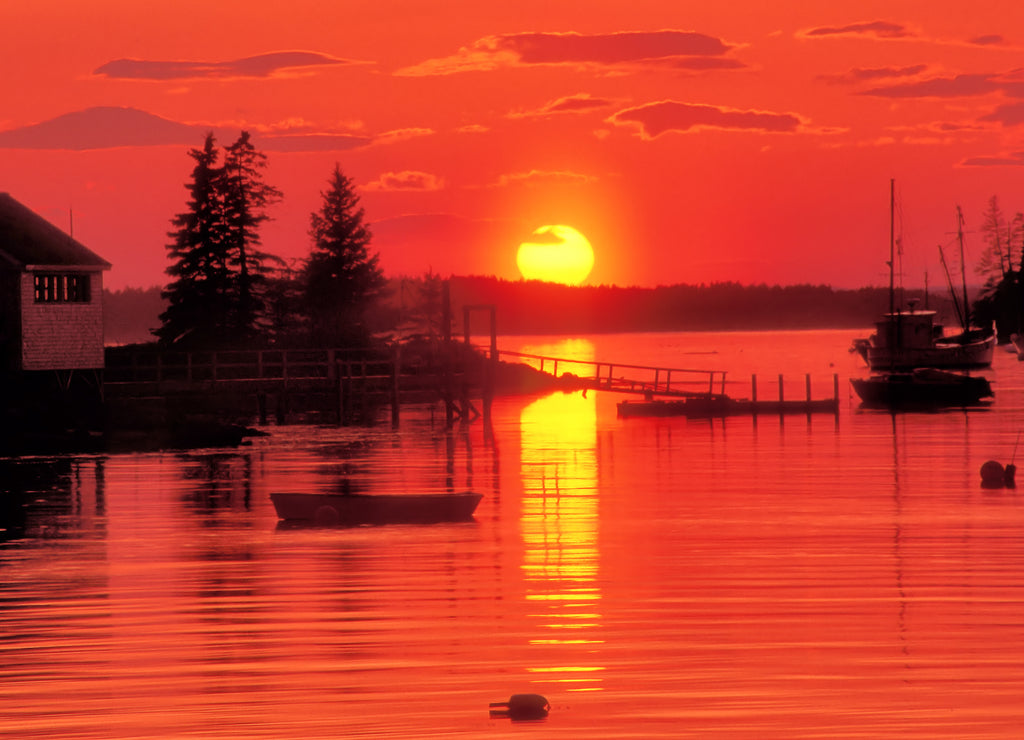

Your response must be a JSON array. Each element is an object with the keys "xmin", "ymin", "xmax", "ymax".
[{"xmin": 492, "ymin": 348, "xmax": 728, "ymax": 397}]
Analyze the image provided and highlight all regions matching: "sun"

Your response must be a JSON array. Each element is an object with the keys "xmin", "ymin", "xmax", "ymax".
[{"xmin": 516, "ymin": 225, "xmax": 595, "ymax": 285}]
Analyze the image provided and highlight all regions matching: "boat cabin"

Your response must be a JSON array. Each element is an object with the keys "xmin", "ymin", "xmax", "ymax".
[
  {"xmin": 871, "ymin": 309, "xmax": 943, "ymax": 350},
  {"xmin": 0, "ymin": 193, "xmax": 111, "ymax": 373}
]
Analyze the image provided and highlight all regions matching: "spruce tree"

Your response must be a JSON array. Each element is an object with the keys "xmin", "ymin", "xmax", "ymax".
[
  {"xmin": 304, "ymin": 164, "xmax": 386, "ymax": 345},
  {"xmin": 156, "ymin": 131, "xmax": 282, "ymax": 347},
  {"xmin": 221, "ymin": 131, "xmax": 283, "ymax": 340},
  {"xmin": 157, "ymin": 133, "xmax": 231, "ymax": 346}
]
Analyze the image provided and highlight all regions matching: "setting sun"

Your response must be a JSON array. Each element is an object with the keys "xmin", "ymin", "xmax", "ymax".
[{"xmin": 516, "ymin": 225, "xmax": 595, "ymax": 285}]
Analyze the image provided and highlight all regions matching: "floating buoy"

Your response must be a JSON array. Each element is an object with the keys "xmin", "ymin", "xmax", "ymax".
[
  {"xmin": 489, "ymin": 693, "xmax": 550, "ymax": 720},
  {"xmin": 981, "ymin": 460, "xmax": 1005, "ymax": 488}
]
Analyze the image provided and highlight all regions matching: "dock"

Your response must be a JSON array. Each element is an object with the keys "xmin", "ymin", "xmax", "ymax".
[{"xmin": 491, "ymin": 348, "xmax": 841, "ymax": 419}]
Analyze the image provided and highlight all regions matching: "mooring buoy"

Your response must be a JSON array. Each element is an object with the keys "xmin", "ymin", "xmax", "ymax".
[
  {"xmin": 981, "ymin": 460, "xmax": 1005, "ymax": 488},
  {"xmin": 489, "ymin": 693, "xmax": 550, "ymax": 720}
]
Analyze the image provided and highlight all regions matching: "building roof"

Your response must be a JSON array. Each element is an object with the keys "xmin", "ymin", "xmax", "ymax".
[{"xmin": 0, "ymin": 192, "xmax": 111, "ymax": 270}]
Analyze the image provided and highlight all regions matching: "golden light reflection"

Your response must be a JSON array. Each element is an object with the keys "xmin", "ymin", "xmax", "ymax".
[{"xmin": 519, "ymin": 340, "xmax": 604, "ymax": 691}]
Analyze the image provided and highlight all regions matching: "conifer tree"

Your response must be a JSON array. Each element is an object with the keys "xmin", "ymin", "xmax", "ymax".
[
  {"xmin": 156, "ymin": 131, "xmax": 282, "ymax": 347},
  {"xmin": 304, "ymin": 164, "xmax": 386, "ymax": 345},
  {"xmin": 157, "ymin": 133, "xmax": 231, "ymax": 346},
  {"xmin": 221, "ymin": 131, "xmax": 283, "ymax": 340}
]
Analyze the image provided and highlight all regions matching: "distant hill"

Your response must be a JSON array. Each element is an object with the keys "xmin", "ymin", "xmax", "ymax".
[{"xmin": 103, "ymin": 278, "xmax": 970, "ymax": 346}]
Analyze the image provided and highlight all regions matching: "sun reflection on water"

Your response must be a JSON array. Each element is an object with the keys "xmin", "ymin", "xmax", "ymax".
[{"xmin": 518, "ymin": 339, "xmax": 605, "ymax": 691}]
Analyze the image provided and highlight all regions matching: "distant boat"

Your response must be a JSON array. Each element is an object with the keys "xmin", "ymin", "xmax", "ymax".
[
  {"xmin": 270, "ymin": 491, "xmax": 483, "ymax": 526},
  {"xmin": 850, "ymin": 368, "xmax": 993, "ymax": 408},
  {"xmin": 851, "ymin": 184, "xmax": 995, "ymax": 371}
]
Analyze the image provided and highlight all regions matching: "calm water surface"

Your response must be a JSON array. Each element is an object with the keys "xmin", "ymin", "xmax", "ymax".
[{"xmin": 4, "ymin": 330, "xmax": 1024, "ymax": 738}]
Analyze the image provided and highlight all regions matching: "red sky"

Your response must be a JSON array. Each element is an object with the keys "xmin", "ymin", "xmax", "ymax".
[{"xmin": 3, "ymin": 1, "xmax": 1024, "ymax": 291}]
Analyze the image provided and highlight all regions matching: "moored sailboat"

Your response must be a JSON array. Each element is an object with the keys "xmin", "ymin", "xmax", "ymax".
[
  {"xmin": 851, "ymin": 192, "xmax": 995, "ymax": 371},
  {"xmin": 850, "ymin": 180, "xmax": 994, "ymax": 409}
]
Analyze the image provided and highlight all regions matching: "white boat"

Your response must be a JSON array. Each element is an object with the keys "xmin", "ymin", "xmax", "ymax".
[
  {"xmin": 851, "ymin": 183, "xmax": 995, "ymax": 371},
  {"xmin": 851, "ymin": 307, "xmax": 995, "ymax": 370},
  {"xmin": 270, "ymin": 490, "xmax": 483, "ymax": 526}
]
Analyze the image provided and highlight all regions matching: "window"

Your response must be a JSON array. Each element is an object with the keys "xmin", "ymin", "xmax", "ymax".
[{"xmin": 33, "ymin": 273, "xmax": 91, "ymax": 303}]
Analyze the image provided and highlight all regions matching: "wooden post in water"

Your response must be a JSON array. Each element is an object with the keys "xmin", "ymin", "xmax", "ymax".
[
  {"xmin": 485, "ymin": 305, "xmax": 497, "ymax": 426},
  {"xmin": 805, "ymin": 373, "xmax": 812, "ymax": 419},
  {"xmin": 443, "ymin": 280, "xmax": 454, "ymax": 427},
  {"xmin": 833, "ymin": 373, "xmax": 840, "ymax": 417},
  {"xmin": 391, "ymin": 343, "xmax": 401, "ymax": 428},
  {"xmin": 778, "ymin": 374, "xmax": 784, "ymax": 403}
]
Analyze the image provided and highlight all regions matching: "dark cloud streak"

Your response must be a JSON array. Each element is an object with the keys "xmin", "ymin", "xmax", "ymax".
[
  {"xmin": 94, "ymin": 51, "xmax": 354, "ymax": 80},
  {"xmin": 611, "ymin": 101, "xmax": 801, "ymax": 138}
]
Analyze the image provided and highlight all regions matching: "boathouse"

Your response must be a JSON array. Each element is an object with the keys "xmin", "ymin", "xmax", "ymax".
[{"xmin": 0, "ymin": 193, "xmax": 110, "ymax": 375}]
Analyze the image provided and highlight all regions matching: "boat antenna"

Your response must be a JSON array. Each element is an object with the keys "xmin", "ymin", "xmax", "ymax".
[{"xmin": 1013, "ymin": 430, "xmax": 1022, "ymax": 465}]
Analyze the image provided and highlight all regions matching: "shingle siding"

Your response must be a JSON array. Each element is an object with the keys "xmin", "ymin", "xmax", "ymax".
[{"xmin": 20, "ymin": 272, "xmax": 104, "ymax": 370}]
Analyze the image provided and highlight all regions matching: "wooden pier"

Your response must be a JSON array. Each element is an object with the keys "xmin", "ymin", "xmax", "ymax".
[
  {"xmin": 102, "ymin": 343, "xmax": 841, "ymax": 427},
  {"xmin": 489, "ymin": 348, "xmax": 840, "ymax": 418}
]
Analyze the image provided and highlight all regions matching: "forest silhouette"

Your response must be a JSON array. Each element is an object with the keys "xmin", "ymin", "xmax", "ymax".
[{"xmin": 103, "ymin": 277, "xmax": 964, "ymax": 346}]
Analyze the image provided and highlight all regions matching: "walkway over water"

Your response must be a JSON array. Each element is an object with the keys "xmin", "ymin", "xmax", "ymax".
[
  {"xmin": 493, "ymin": 348, "xmax": 729, "ymax": 398},
  {"xmin": 101, "ymin": 345, "xmax": 840, "ymax": 419},
  {"xmin": 489, "ymin": 347, "xmax": 841, "ymax": 417}
]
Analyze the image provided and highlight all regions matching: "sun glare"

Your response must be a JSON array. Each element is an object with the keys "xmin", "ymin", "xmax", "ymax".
[{"xmin": 517, "ymin": 225, "xmax": 595, "ymax": 285}]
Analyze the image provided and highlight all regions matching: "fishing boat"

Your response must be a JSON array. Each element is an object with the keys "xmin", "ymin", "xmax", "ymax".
[
  {"xmin": 270, "ymin": 490, "xmax": 483, "ymax": 525},
  {"xmin": 851, "ymin": 307, "xmax": 995, "ymax": 370},
  {"xmin": 850, "ymin": 367, "xmax": 993, "ymax": 408},
  {"xmin": 851, "ymin": 186, "xmax": 995, "ymax": 370}
]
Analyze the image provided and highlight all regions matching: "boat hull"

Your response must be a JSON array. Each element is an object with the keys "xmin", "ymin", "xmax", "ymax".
[
  {"xmin": 862, "ymin": 336, "xmax": 995, "ymax": 371},
  {"xmin": 850, "ymin": 369, "xmax": 993, "ymax": 409},
  {"xmin": 270, "ymin": 491, "xmax": 483, "ymax": 525}
]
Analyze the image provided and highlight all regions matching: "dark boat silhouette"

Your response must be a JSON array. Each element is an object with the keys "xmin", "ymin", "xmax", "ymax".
[
  {"xmin": 850, "ymin": 368, "xmax": 992, "ymax": 408},
  {"xmin": 270, "ymin": 490, "xmax": 483, "ymax": 525}
]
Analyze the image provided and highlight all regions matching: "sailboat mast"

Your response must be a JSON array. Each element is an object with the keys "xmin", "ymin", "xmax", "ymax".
[
  {"xmin": 957, "ymin": 205, "xmax": 969, "ymax": 330},
  {"xmin": 889, "ymin": 178, "xmax": 895, "ymax": 318}
]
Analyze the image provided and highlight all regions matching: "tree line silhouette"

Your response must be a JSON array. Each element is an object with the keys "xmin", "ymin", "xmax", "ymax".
[
  {"xmin": 155, "ymin": 131, "xmax": 385, "ymax": 350},
  {"xmin": 123, "ymin": 133, "xmax": 1000, "ymax": 348}
]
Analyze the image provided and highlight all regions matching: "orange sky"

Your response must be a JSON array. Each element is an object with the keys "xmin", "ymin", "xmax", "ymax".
[{"xmin": 3, "ymin": 1, "xmax": 1024, "ymax": 291}]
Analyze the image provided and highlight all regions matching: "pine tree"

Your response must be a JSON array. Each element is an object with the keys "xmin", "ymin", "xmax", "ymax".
[
  {"xmin": 304, "ymin": 164, "xmax": 387, "ymax": 345},
  {"xmin": 221, "ymin": 131, "xmax": 283, "ymax": 340},
  {"xmin": 156, "ymin": 131, "xmax": 282, "ymax": 347},
  {"xmin": 157, "ymin": 133, "xmax": 232, "ymax": 346}
]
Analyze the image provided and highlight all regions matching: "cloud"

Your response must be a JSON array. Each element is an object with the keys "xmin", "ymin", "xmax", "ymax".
[
  {"xmin": 609, "ymin": 101, "xmax": 802, "ymax": 138},
  {"xmin": 363, "ymin": 171, "xmax": 444, "ymax": 191},
  {"xmin": 510, "ymin": 93, "xmax": 614, "ymax": 118},
  {"xmin": 258, "ymin": 133, "xmax": 371, "ymax": 152},
  {"xmin": 970, "ymin": 34, "xmax": 1005, "ymax": 46},
  {"xmin": 0, "ymin": 106, "xmax": 373, "ymax": 151},
  {"xmin": 960, "ymin": 150, "xmax": 1024, "ymax": 166},
  {"xmin": 0, "ymin": 106, "xmax": 203, "ymax": 149},
  {"xmin": 94, "ymin": 50, "xmax": 357, "ymax": 80},
  {"xmin": 373, "ymin": 128, "xmax": 435, "ymax": 145},
  {"xmin": 819, "ymin": 64, "xmax": 927, "ymax": 85},
  {"xmin": 493, "ymin": 170, "xmax": 596, "ymax": 187},
  {"xmin": 396, "ymin": 30, "xmax": 741, "ymax": 76},
  {"xmin": 859, "ymin": 71, "xmax": 1024, "ymax": 98},
  {"xmin": 801, "ymin": 20, "xmax": 914, "ymax": 39},
  {"xmin": 980, "ymin": 101, "xmax": 1024, "ymax": 126}
]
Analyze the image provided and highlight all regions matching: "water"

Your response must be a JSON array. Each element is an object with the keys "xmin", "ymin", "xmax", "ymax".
[{"xmin": 4, "ymin": 330, "xmax": 1024, "ymax": 738}]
